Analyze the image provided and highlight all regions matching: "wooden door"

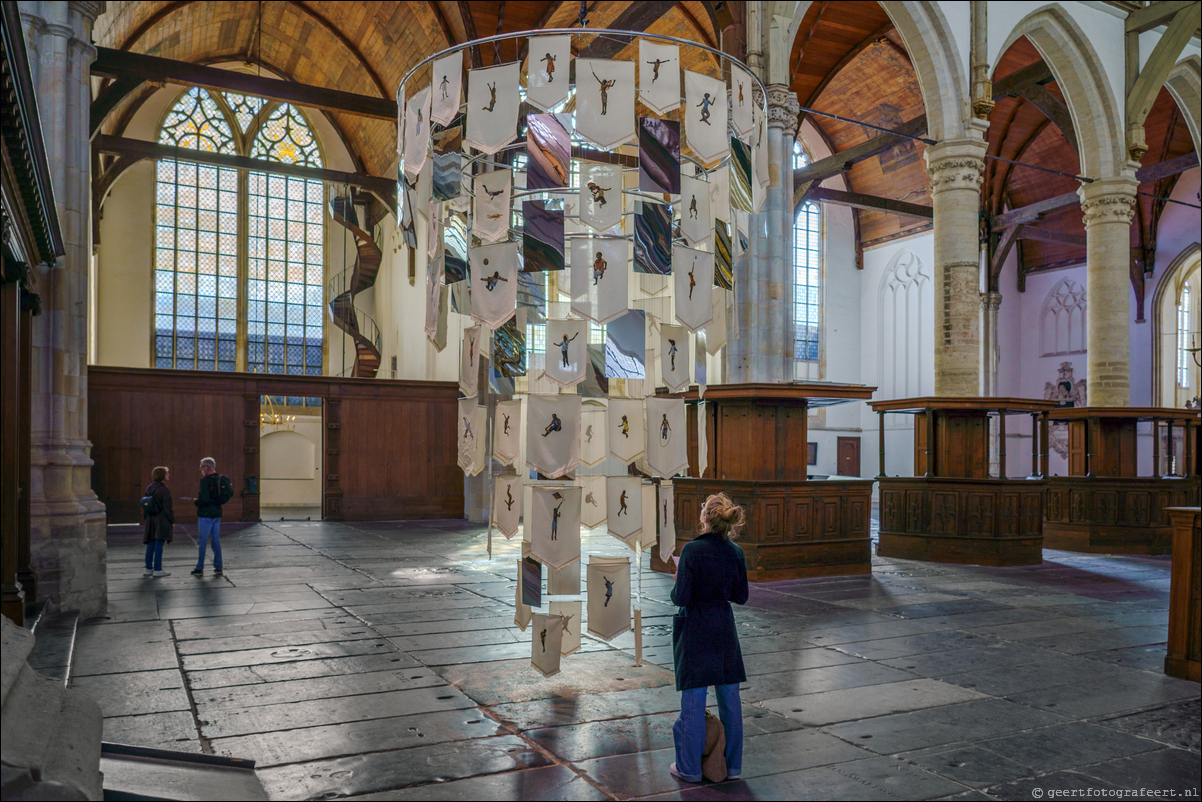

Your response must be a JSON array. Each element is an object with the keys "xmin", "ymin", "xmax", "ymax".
[{"xmin": 837, "ymin": 437, "xmax": 861, "ymax": 477}]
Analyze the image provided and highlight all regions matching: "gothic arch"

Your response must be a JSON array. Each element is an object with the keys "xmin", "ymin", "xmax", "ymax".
[
  {"xmin": 1151, "ymin": 242, "xmax": 1202, "ymax": 406},
  {"xmin": 1165, "ymin": 55, "xmax": 1201, "ymax": 155},
  {"xmin": 877, "ymin": 248, "xmax": 932, "ymax": 399},
  {"xmin": 1040, "ymin": 277, "xmax": 1087, "ymax": 357},
  {"xmin": 996, "ymin": 5, "xmax": 1125, "ymax": 179}
]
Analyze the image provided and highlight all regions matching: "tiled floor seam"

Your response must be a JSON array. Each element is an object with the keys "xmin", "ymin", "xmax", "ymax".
[{"xmin": 166, "ymin": 619, "xmax": 216, "ymax": 756}]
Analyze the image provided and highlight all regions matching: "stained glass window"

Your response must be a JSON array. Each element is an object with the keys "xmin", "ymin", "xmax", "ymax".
[
  {"xmin": 793, "ymin": 141, "xmax": 821, "ymax": 362},
  {"xmin": 1179, "ymin": 285, "xmax": 1191, "ymax": 388}
]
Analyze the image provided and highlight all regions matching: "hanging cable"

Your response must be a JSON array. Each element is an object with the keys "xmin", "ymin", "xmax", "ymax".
[
  {"xmin": 982, "ymin": 154, "xmax": 1092, "ymax": 183},
  {"xmin": 797, "ymin": 104, "xmax": 937, "ymax": 145}
]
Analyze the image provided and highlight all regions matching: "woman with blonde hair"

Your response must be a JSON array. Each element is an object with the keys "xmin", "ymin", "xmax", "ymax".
[{"xmin": 669, "ymin": 492, "xmax": 749, "ymax": 783}]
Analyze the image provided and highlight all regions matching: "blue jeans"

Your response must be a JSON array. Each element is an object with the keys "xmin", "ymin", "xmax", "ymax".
[
  {"xmin": 196, "ymin": 517, "xmax": 222, "ymax": 571},
  {"xmin": 144, "ymin": 539, "xmax": 164, "ymax": 571},
  {"xmin": 673, "ymin": 683, "xmax": 743, "ymax": 781}
]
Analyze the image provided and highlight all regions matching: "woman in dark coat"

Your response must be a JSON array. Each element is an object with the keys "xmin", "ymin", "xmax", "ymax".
[
  {"xmin": 143, "ymin": 466, "xmax": 174, "ymax": 577},
  {"xmin": 670, "ymin": 492, "xmax": 749, "ymax": 783}
]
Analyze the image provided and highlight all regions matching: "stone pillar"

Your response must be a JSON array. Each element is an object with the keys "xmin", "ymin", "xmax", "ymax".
[
  {"xmin": 926, "ymin": 138, "xmax": 987, "ymax": 397},
  {"xmin": 1079, "ymin": 176, "xmax": 1138, "ymax": 407},
  {"xmin": 980, "ymin": 291, "xmax": 1002, "ymax": 396},
  {"xmin": 728, "ymin": 84, "xmax": 799, "ymax": 384},
  {"xmin": 19, "ymin": 1, "xmax": 108, "ymax": 616}
]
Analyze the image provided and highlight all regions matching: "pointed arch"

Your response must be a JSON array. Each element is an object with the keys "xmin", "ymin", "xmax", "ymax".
[
  {"xmin": 878, "ymin": 1, "xmax": 971, "ymax": 141},
  {"xmin": 878, "ymin": 248, "xmax": 932, "ymax": 399},
  {"xmin": 1165, "ymin": 55, "xmax": 1201, "ymax": 156},
  {"xmin": 1151, "ymin": 242, "xmax": 1202, "ymax": 406},
  {"xmin": 995, "ymin": 4, "xmax": 1125, "ymax": 179}
]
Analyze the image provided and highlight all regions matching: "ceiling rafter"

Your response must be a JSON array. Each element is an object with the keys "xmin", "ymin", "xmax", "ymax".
[
  {"xmin": 456, "ymin": 1, "xmax": 482, "ymax": 67},
  {"xmin": 427, "ymin": 0, "xmax": 458, "ymax": 47},
  {"xmin": 675, "ymin": 2, "xmax": 717, "ymax": 50},
  {"xmin": 801, "ymin": 20, "xmax": 894, "ymax": 113}
]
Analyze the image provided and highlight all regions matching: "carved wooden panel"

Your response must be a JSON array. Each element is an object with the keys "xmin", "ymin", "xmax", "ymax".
[
  {"xmin": 906, "ymin": 490, "xmax": 924, "ymax": 532},
  {"xmin": 759, "ymin": 497, "xmax": 785, "ymax": 542},
  {"xmin": 1093, "ymin": 490, "xmax": 1119, "ymax": 525},
  {"xmin": 791, "ymin": 498, "xmax": 813, "ymax": 540},
  {"xmin": 963, "ymin": 493, "xmax": 995, "ymax": 536},
  {"xmin": 820, "ymin": 500, "xmax": 841, "ymax": 538},
  {"xmin": 1123, "ymin": 491, "xmax": 1150, "ymax": 526},
  {"xmin": 932, "ymin": 492, "xmax": 958, "ymax": 535},
  {"xmin": 881, "ymin": 489, "xmax": 902, "ymax": 531},
  {"xmin": 1070, "ymin": 490, "xmax": 1089, "ymax": 522},
  {"xmin": 999, "ymin": 493, "xmax": 1022, "ymax": 536}
]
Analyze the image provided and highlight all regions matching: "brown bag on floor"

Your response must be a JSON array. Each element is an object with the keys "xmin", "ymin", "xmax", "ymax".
[{"xmin": 701, "ymin": 710, "xmax": 727, "ymax": 782}]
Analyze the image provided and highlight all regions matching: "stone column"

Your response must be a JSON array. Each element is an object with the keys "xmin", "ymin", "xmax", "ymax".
[
  {"xmin": 1079, "ymin": 176, "xmax": 1138, "ymax": 407},
  {"xmin": 728, "ymin": 84, "xmax": 799, "ymax": 384},
  {"xmin": 980, "ymin": 291, "xmax": 1002, "ymax": 396},
  {"xmin": 19, "ymin": 0, "xmax": 108, "ymax": 616},
  {"xmin": 926, "ymin": 138, "xmax": 987, "ymax": 397}
]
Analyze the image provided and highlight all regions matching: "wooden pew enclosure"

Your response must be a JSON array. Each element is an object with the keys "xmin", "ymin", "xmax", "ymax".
[{"xmin": 89, "ymin": 367, "xmax": 463, "ymax": 523}]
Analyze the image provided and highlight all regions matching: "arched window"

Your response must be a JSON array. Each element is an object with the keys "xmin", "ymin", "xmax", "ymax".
[
  {"xmin": 154, "ymin": 87, "xmax": 325, "ymax": 375},
  {"xmin": 1178, "ymin": 284, "xmax": 1192, "ymax": 388},
  {"xmin": 878, "ymin": 249, "xmax": 931, "ymax": 398},
  {"xmin": 793, "ymin": 141, "xmax": 820, "ymax": 362},
  {"xmin": 1040, "ymin": 279, "xmax": 1087, "ymax": 357}
]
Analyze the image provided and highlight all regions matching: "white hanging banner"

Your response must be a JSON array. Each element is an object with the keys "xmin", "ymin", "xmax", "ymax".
[
  {"xmin": 403, "ymin": 86, "xmax": 431, "ymax": 179},
  {"xmin": 428, "ymin": 200, "xmax": 442, "ymax": 259},
  {"xmin": 531, "ymin": 613, "xmax": 565, "ymax": 677},
  {"xmin": 697, "ymin": 400, "xmax": 709, "ymax": 479},
  {"xmin": 530, "ymin": 486, "xmax": 581, "ymax": 570},
  {"xmin": 645, "ymin": 397, "xmax": 689, "ymax": 478},
  {"xmin": 526, "ymin": 35, "xmax": 571, "ymax": 111},
  {"xmin": 570, "ymin": 237, "xmax": 629, "ymax": 325},
  {"xmin": 544, "ymin": 318, "xmax": 587, "ymax": 388},
  {"xmin": 466, "ymin": 62, "xmax": 520, "ymax": 155},
  {"xmin": 679, "ymin": 174, "xmax": 713, "ymax": 247},
  {"xmin": 458, "ymin": 399, "xmax": 486, "ymax": 476},
  {"xmin": 473, "ymin": 170, "xmax": 512, "ymax": 243},
  {"xmin": 460, "ymin": 325, "xmax": 482, "ymax": 397},
  {"xmin": 641, "ymin": 482, "xmax": 657, "ymax": 550},
  {"xmin": 638, "ymin": 40, "xmax": 680, "ymax": 115},
  {"xmin": 515, "ymin": 558, "xmax": 532, "ymax": 631},
  {"xmin": 470, "ymin": 241, "xmax": 519, "ymax": 329},
  {"xmin": 673, "ymin": 245, "xmax": 715, "ymax": 332},
  {"xmin": 494, "ymin": 399, "xmax": 522, "ymax": 466},
  {"xmin": 660, "ymin": 324, "xmax": 690, "ymax": 393},
  {"xmin": 549, "ymin": 601, "xmax": 581, "ymax": 656},
  {"xmin": 684, "ymin": 70, "xmax": 729, "ymax": 165},
  {"xmin": 579, "ymin": 474, "xmax": 607, "ymax": 528},
  {"xmin": 580, "ymin": 402, "xmax": 608, "ymax": 466},
  {"xmin": 608, "ymin": 397, "xmax": 645, "ymax": 463},
  {"xmin": 754, "ymin": 104, "xmax": 769, "ymax": 184},
  {"xmin": 607, "ymin": 475, "xmax": 643, "ymax": 547},
  {"xmin": 576, "ymin": 59, "xmax": 636, "ymax": 151},
  {"xmin": 424, "ymin": 276, "xmax": 443, "ymax": 342},
  {"xmin": 494, "ymin": 474, "xmax": 522, "ymax": 539},
  {"xmin": 587, "ymin": 556, "xmax": 631, "ymax": 640},
  {"xmin": 730, "ymin": 64, "xmax": 754, "ymax": 140},
  {"xmin": 526, "ymin": 394, "xmax": 582, "ymax": 478},
  {"xmin": 708, "ymin": 289, "xmax": 728, "ymax": 353},
  {"xmin": 579, "ymin": 162, "xmax": 623, "ymax": 233},
  {"xmin": 431, "ymin": 52, "xmax": 463, "ymax": 127},
  {"xmin": 658, "ymin": 480, "xmax": 676, "ymax": 562},
  {"xmin": 709, "ymin": 166, "xmax": 730, "ymax": 223}
]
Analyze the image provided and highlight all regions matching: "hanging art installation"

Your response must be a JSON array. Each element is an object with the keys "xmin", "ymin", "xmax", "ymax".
[
  {"xmin": 579, "ymin": 162, "xmax": 623, "ymax": 233},
  {"xmin": 645, "ymin": 397, "xmax": 689, "ymax": 478},
  {"xmin": 679, "ymin": 173, "xmax": 713, "ymax": 248},
  {"xmin": 660, "ymin": 323, "xmax": 690, "ymax": 393},
  {"xmin": 457, "ymin": 398, "xmax": 486, "ymax": 476},
  {"xmin": 658, "ymin": 480, "xmax": 676, "ymax": 562},
  {"xmin": 580, "ymin": 401, "xmax": 608, "ymax": 466},
  {"xmin": 403, "ymin": 86, "xmax": 432, "ymax": 178},
  {"xmin": 526, "ymin": 394, "xmax": 582, "ymax": 478},
  {"xmin": 494, "ymin": 474, "xmax": 522, "ymax": 538},
  {"xmin": 607, "ymin": 475, "xmax": 643, "ymax": 547},
  {"xmin": 587, "ymin": 556, "xmax": 631, "ymax": 640},
  {"xmin": 608, "ymin": 397, "xmax": 645, "ymax": 463},
  {"xmin": 493, "ymin": 398, "xmax": 522, "ymax": 465},
  {"xmin": 576, "ymin": 59, "xmax": 636, "ymax": 151},
  {"xmin": 578, "ymin": 474, "xmax": 607, "ymax": 528},
  {"xmin": 529, "ymin": 485, "xmax": 582, "ymax": 570},
  {"xmin": 696, "ymin": 399, "xmax": 709, "ymax": 479},
  {"xmin": 570, "ymin": 237, "xmax": 629, "ymax": 324},
  {"xmin": 465, "ymin": 62, "xmax": 520, "ymax": 155},
  {"xmin": 638, "ymin": 40, "xmax": 680, "ymax": 115},
  {"xmin": 473, "ymin": 170, "xmax": 512, "ymax": 243},
  {"xmin": 549, "ymin": 601, "xmax": 582, "ymax": 656},
  {"xmin": 673, "ymin": 245, "xmax": 715, "ymax": 332},
  {"xmin": 431, "ymin": 51, "xmax": 463, "ymax": 126},
  {"xmin": 470, "ymin": 242, "xmax": 519, "ymax": 329},
  {"xmin": 531, "ymin": 613, "xmax": 565, "ymax": 676},
  {"xmin": 684, "ymin": 70, "xmax": 728, "ymax": 164},
  {"xmin": 460, "ymin": 324, "xmax": 483, "ymax": 397},
  {"xmin": 526, "ymin": 35, "xmax": 571, "ymax": 111},
  {"xmin": 544, "ymin": 318, "xmax": 588, "ymax": 388}
]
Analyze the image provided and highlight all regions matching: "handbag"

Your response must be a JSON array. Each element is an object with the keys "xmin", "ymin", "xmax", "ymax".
[{"xmin": 701, "ymin": 710, "xmax": 728, "ymax": 782}]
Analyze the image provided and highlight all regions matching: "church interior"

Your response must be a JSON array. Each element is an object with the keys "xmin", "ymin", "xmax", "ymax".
[{"xmin": 1, "ymin": 0, "xmax": 1199, "ymax": 799}]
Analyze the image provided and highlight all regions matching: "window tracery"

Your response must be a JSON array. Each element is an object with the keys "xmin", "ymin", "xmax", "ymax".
[{"xmin": 1040, "ymin": 279, "xmax": 1087, "ymax": 357}]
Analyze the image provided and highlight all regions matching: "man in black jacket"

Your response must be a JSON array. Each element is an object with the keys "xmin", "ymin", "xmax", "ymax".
[{"xmin": 191, "ymin": 457, "xmax": 225, "ymax": 576}]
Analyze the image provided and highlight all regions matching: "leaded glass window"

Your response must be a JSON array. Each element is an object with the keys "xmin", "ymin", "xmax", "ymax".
[
  {"xmin": 1179, "ymin": 284, "xmax": 1192, "ymax": 388},
  {"xmin": 793, "ymin": 141, "xmax": 821, "ymax": 362}
]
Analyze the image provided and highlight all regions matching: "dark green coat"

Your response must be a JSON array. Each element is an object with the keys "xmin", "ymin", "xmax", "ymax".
[{"xmin": 671, "ymin": 532, "xmax": 749, "ymax": 691}]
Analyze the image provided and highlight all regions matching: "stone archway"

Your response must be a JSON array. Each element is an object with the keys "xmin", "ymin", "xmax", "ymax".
[
  {"xmin": 1151, "ymin": 242, "xmax": 1202, "ymax": 407},
  {"xmin": 996, "ymin": 4, "xmax": 1126, "ymax": 180},
  {"xmin": 1165, "ymin": 55, "xmax": 1201, "ymax": 155}
]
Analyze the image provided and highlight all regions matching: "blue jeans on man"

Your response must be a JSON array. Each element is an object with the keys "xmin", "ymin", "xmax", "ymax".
[
  {"xmin": 673, "ymin": 683, "xmax": 743, "ymax": 781},
  {"xmin": 144, "ymin": 539, "xmax": 165, "ymax": 571},
  {"xmin": 196, "ymin": 517, "xmax": 222, "ymax": 571}
]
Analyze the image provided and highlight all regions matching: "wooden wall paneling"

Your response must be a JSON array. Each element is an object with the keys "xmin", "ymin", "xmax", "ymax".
[
  {"xmin": 1164, "ymin": 507, "xmax": 1200, "ymax": 682},
  {"xmin": 242, "ymin": 387, "xmax": 260, "ymax": 522},
  {"xmin": 781, "ymin": 407, "xmax": 809, "ymax": 479},
  {"xmin": 323, "ymin": 387, "xmax": 342, "ymax": 521},
  {"xmin": 16, "ymin": 298, "xmax": 34, "ymax": 607},
  {"xmin": 1, "ymin": 281, "xmax": 22, "ymax": 623},
  {"xmin": 914, "ymin": 413, "xmax": 929, "ymax": 477}
]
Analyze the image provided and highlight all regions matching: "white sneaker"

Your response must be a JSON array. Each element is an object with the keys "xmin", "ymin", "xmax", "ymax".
[
  {"xmin": 669, "ymin": 763, "xmax": 701, "ymax": 783},
  {"xmin": 153, "ymin": 570, "xmax": 171, "ymax": 577},
  {"xmin": 143, "ymin": 569, "xmax": 153, "ymax": 577}
]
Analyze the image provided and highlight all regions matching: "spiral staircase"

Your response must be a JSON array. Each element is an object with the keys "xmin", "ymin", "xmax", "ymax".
[{"xmin": 327, "ymin": 195, "xmax": 383, "ymax": 379}]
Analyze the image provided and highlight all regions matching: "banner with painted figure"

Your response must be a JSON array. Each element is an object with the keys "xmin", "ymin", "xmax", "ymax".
[
  {"xmin": 754, "ymin": 105, "xmax": 768, "ymax": 212},
  {"xmin": 578, "ymin": 474, "xmax": 606, "ymax": 528},
  {"xmin": 531, "ymin": 613, "xmax": 565, "ymax": 677},
  {"xmin": 473, "ymin": 170, "xmax": 512, "ymax": 243},
  {"xmin": 470, "ymin": 242, "xmax": 519, "ymax": 329},
  {"xmin": 684, "ymin": 70, "xmax": 729, "ymax": 165},
  {"xmin": 730, "ymin": 64, "xmax": 755, "ymax": 140},
  {"xmin": 697, "ymin": 400, "xmax": 708, "ymax": 479},
  {"xmin": 431, "ymin": 52, "xmax": 463, "ymax": 126},
  {"xmin": 658, "ymin": 481, "xmax": 676, "ymax": 562},
  {"xmin": 526, "ymin": 394, "xmax": 581, "ymax": 478},
  {"xmin": 514, "ymin": 558, "xmax": 531, "ymax": 631},
  {"xmin": 709, "ymin": 165, "xmax": 730, "ymax": 223},
  {"xmin": 607, "ymin": 475, "xmax": 643, "ymax": 547},
  {"xmin": 641, "ymin": 481, "xmax": 657, "ymax": 550},
  {"xmin": 548, "ymin": 560, "xmax": 579, "ymax": 595},
  {"xmin": 549, "ymin": 601, "xmax": 581, "ymax": 656},
  {"xmin": 638, "ymin": 40, "xmax": 680, "ymax": 115},
  {"xmin": 544, "ymin": 318, "xmax": 587, "ymax": 388},
  {"xmin": 579, "ymin": 162, "xmax": 623, "ymax": 233},
  {"xmin": 526, "ymin": 35, "xmax": 571, "ymax": 111},
  {"xmin": 403, "ymin": 85, "xmax": 431, "ymax": 179},
  {"xmin": 460, "ymin": 325, "xmax": 483, "ymax": 397},
  {"xmin": 494, "ymin": 399, "xmax": 522, "ymax": 466},
  {"xmin": 570, "ymin": 237, "xmax": 629, "ymax": 325},
  {"xmin": 673, "ymin": 245, "xmax": 715, "ymax": 332},
  {"xmin": 576, "ymin": 59, "xmax": 635, "ymax": 151},
  {"xmin": 645, "ymin": 396, "xmax": 689, "ymax": 478},
  {"xmin": 660, "ymin": 324, "xmax": 690, "ymax": 393},
  {"xmin": 580, "ymin": 402, "xmax": 608, "ymax": 466},
  {"xmin": 708, "ymin": 289, "xmax": 728, "ymax": 353},
  {"xmin": 466, "ymin": 62, "xmax": 520, "ymax": 155},
  {"xmin": 425, "ymin": 275, "xmax": 443, "ymax": 341},
  {"xmin": 427, "ymin": 200, "xmax": 442, "ymax": 259},
  {"xmin": 529, "ymin": 486, "xmax": 581, "ymax": 570},
  {"xmin": 587, "ymin": 556, "xmax": 631, "ymax": 641},
  {"xmin": 679, "ymin": 173, "xmax": 712, "ymax": 247},
  {"xmin": 458, "ymin": 398, "xmax": 486, "ymax": 476},
  {"xmin": 494, "ymin": 474, "xmax": 522, "ymax": 539},
  {"xmin": 608, "ymin": 397, "xmax": 645, "ymax": 463}
]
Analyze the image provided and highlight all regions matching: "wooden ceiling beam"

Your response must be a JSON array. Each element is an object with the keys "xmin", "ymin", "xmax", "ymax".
[
  {"xmin": 1126, "ymin": 0, "xmax": 1196, "ymax": 33},
  {"xmin": 427, "ymin": 0, "xmax": 458, "ymax": 46},
  {"xmin": 800, "ymin": 20, "xmax": 894, "ymax": 114},
  {"xmin": 992, "ymin": 62, "xmax": 1055, "ymax": 96},
  {"xmin": 675, "ymin": 2, "xmax": 718, "ymax": 50},
  {"xmin": 1020, "ymin": 226, "xmax": 1086, "ymax": 247},
  {"xmin": 1005, "ymin": 81, "xmax": 1078, "ymax": 153},
  {"xmin": 793, "ymin": 115, "xmax": 927, "ymax": 210},
  {"xmin": 578, "ymin": 1, "xmax": 677, "ymax": 59},
  {"xmin": 456, "ymin": 1, "xmax": 483, "ymax": 67},
  {"xmin": 1138, "ymin": 150, "xmax": 1199, "ymax": 182},
  {"xmin": 288, "ymin": 1, "xmax": 389, "ymax": 98},
  {"xmin": 809, "ymin": 187, "xmax": 932, "ymax": 220},
  {"xmin": 90, "ymin": 47, "xmax": 397, "ymax": 123}
]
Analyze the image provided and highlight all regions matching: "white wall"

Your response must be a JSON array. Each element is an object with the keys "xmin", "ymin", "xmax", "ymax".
[
  {"xmin": 94, "ymin": 160, "xmax": 155, "ymax": 367},
  {"xmin": 259, "ymin": 417, "xmax": 323, "ymax": 507}
]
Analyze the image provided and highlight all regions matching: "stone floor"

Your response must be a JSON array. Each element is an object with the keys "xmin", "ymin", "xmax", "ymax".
[{"xmin": 69, "ymin": 519, "xmax": 1201, "ymax": 801}]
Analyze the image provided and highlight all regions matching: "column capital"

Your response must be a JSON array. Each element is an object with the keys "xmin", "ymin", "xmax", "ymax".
[
  {"xmin": 925, "ymin": 137, "xmax": 987, "ymax": 194},
  {"xmin": 69, "ymin": 1, "xmax": 107, "ymax": 22},
  {"xmin": 1077, "ymin": 175, "xmax": 1138, "ymax": 227},
  {"xmin": 764, "ymin": 84, "xmax": 800, "ymax": 134},
  {"xmin": 979, "ymin": 291, "xmax": 1003, "ymax": 312}
]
